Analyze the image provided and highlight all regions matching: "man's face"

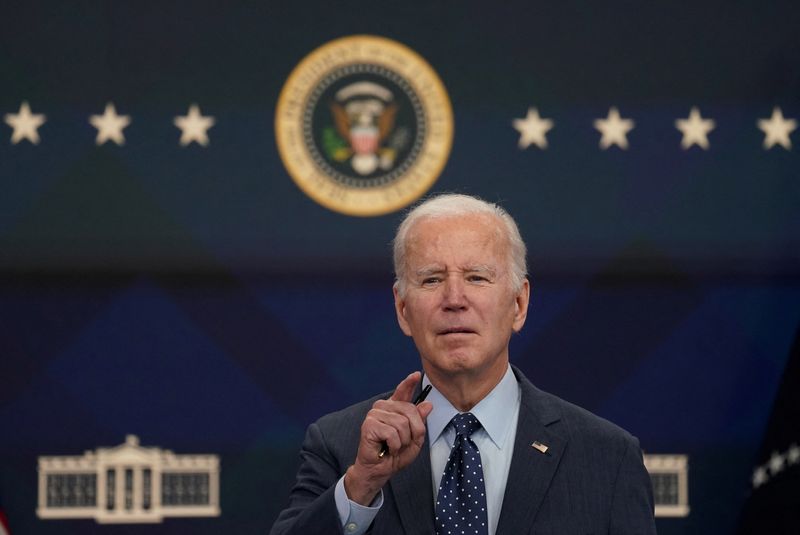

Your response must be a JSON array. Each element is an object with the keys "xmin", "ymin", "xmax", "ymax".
[{"xmin": 393, "ymin": 214, "xmax": 529, "ymax": 382}]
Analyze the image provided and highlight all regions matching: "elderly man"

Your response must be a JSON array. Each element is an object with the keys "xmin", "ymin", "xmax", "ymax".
[{"xmin": 271, "ymin": 194, "xmax": 656, "ymax": 535}]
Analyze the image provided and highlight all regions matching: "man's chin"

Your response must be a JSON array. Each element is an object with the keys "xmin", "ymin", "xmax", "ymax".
[{"xmin": 424, "ymin": 353, "xmax": 482, "ymax": 375}]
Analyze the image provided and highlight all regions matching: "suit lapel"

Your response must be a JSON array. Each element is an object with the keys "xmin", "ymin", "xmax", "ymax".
[
  {"xmin": 496, "ymin": 371, "xmax": 567, "ymax": 534},
  {"xmin": 386, "ymin": 369, "xmax": 565, "ymax": 534},
  {"xmin": 389, "ymin": 437, "xmax": 435, "ymax": 534}
]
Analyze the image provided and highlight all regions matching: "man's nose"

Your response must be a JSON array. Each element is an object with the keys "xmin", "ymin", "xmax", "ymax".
[{"xmin": 441, "ymin": 276, "xmax": 468, "ymax": 310}]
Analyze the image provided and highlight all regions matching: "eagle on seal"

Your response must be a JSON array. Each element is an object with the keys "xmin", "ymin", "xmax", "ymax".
[{"xmin": 329, "ymin": 82, "xmax": 398, "ymax": 175}]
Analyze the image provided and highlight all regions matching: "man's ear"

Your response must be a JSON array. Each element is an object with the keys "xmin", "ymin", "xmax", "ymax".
[
  {"xmin": 512, "ymin": 278, "xmax": 530, "ymax": 333},
  {"xmin": 393, "ymin": 284, "xmax": 413, "ymax": 337}
]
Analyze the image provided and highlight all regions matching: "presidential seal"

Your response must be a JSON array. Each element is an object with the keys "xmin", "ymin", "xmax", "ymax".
[{"xmin": 275, "ymin": 35, "xmax": 453, "ymax": 217}]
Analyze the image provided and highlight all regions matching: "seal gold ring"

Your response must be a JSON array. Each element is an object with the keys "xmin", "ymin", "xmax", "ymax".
[{"xmin": 275, "ymin": 35, "xmax": 453, "ymax": 217}]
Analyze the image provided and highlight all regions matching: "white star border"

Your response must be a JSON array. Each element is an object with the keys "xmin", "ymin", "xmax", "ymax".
[
  {"xmin": 1, "ymin": 100, "xmax": 796, "ymax": 151},
  {"xmin": 751, "ymin": 442, "xmax": 800, "ymax": 489},
  {"xmin": 758, "ymin": 107, "xmax": 797, "ymax": 150},
  {"xmin": 4, "ymin": 101, "xmax": 47, "ymax": 144},
  {"xmin": 513, "ymin": 107, "xmax": 554, "ymax": 149},
  {"xmin": 675, "ymin": 107, "xmax": 715, "ymax": 150},
  {"xmin": 174, "ymin": 104, "xmax": 215, "ymax": 147},
  {"xmin": 594, "ymin": 106, "xmax": 635, "ymax": 150},
  {"xmin": 89, "ymin": 102, "xmax": 131, "ymax": 146}
]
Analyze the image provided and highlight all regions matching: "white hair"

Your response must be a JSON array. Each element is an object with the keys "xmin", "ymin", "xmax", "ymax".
[{"xmin": 392, "ymin": 194, "xmax": 527, "ymax": 296}]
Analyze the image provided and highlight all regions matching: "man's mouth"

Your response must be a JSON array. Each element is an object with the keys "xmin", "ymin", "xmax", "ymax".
[{"xmin": 438, "ymin": 327, "xmax": 476, "ymax": 335}]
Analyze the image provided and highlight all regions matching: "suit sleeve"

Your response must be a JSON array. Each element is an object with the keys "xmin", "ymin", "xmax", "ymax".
[
  {"xmin": 270, "ymin": 421, "xmax": 345, "ymax": 535},
  {"xmin": 609, "ymin": 436, "xmax": 657, "ymax": 535}
]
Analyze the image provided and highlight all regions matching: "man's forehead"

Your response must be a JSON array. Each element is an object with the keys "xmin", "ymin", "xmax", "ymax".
[
  {"xmin": 404, "ymin": 215, "xmax": 509, "ymax": 265},
  {"xmin": 406, "ymin": 213, "xmax": 504, "ymax": 241}
]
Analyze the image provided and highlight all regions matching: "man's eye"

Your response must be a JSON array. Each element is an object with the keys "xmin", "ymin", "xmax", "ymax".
[
  {"xmin": 422, "ymin": 277, "xmax": 441, "ymax": 285},
  {"xmin": 467, "ymin": 275, "xmax": 488, "ymax": 282}
]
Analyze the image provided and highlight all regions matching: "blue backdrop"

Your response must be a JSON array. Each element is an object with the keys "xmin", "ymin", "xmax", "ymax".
[{"xmin": 1, "ymin": 1, "xmax": 799, "ymax": 533}]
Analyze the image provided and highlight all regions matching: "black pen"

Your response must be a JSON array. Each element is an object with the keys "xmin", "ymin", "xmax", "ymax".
[{"xmin": 378, "ymin": 384, "xmax": 433, "ymax": 458}]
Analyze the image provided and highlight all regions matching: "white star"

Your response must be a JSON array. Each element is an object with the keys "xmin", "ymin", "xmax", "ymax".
[
  {"xmin": 4, "ymin": 101, "xmax": 46, "ymax": 145},
  {"xmin": 89, "ymin": 103, "xmax": 131, "ymax": 146},
  {"xmin": 758, "ymin": 107, "xmax": 797, "ymax": 150},
  {"xmin": 787, "ymin": 444, "xmax": 800, "ymax": 465},
  {"xmin": 752, "ymin": 466, "xmax": 769, "ymax": 488},
  {"xmin": 174, "ymin": 104, "xmax": 215, "ymax": 146},
  {"xmin": 768, "ymin": 451, "xmax": 785, "ymax": 475},
  {"xmin": 512, "ymin": 107, "xmax": 554, "ymax": 149},
  {"xmin": 675, "ymin": 107, "xmax": 715, "ymax": 150},
  {"xmin": 594, "ymin": 107, "xmax": 634, "ymax": 150}
]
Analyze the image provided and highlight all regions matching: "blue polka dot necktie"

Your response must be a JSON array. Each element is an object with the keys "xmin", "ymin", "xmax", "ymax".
[{"xmin": 435, "ymin": 412, "xmax": 488, "ymax": 535}]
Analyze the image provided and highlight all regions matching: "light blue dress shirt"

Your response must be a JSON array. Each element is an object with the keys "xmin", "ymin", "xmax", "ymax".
[{"xmin": 335, "ymin": 364, "xmax": 521, "ymax": 535}]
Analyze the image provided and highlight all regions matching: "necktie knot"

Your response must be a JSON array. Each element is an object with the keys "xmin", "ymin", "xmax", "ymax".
[{"xmin": 451, "ymin": 412, "xmax": 482, "ymax": 438}]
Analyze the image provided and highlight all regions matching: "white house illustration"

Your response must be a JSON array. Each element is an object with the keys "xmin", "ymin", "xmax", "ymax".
[
  {"xmin": 644, "ymin": 454, "xmax": 690, "ymax": 517},
  {"xmin": 36, "ymin": 435, "xmax": 686, "ymax": 523},
  {"xmin": 37, "ymin": 435, "xmax": 220, "ymax": 524}
]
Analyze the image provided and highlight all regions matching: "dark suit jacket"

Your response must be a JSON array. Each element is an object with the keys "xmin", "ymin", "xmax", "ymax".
[{"xmin": 271, "ymin": 366, "xmax": 656, "ymax": 534}]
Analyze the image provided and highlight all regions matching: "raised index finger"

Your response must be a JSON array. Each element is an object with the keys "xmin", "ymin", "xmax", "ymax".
[{"xmin": 389, "ymin": 371, "xmax": 422, "ymax": 403}]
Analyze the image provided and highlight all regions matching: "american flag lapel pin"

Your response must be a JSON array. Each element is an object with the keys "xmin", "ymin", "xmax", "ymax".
[{"xmin": 531, "ymin": 441, "xmax": 549, "ymax": 454}]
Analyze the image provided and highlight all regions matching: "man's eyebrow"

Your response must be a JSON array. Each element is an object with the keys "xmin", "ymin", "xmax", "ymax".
[
  {"xmin": 414, "ymin": 266, "xmax": 445, "ymax": 277},
  {"xmin": 464, "ymin": 265, "xmax": 496, "ymax": 275},
  {"xmin": 413, "ymin": 265, "xmax": 497, "ymax": 277}
]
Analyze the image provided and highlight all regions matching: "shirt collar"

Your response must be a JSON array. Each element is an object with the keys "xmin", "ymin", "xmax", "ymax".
[{"xmin": 424, "ymin": 364, "xmax": 520, "ymax": 450}]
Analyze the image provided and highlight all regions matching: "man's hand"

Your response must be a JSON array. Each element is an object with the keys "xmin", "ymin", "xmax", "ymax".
[{"xmin": 344, "ymin": 371, "xmax": 433, "ymax": 506}]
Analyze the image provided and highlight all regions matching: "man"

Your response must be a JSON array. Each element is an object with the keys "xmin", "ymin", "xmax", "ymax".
[{"xmin": 271, "ymin": 194, "xmax": 656, "ymax": 534}]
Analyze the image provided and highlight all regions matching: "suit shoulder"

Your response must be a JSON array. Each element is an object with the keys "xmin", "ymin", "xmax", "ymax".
[
  {"xmin": 518, "ymin": 374, "xmax": 638, "ymax": 450},
  {"xmin": 551, "ymin": 392, "xmax": 635, "ymax": 443}
]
